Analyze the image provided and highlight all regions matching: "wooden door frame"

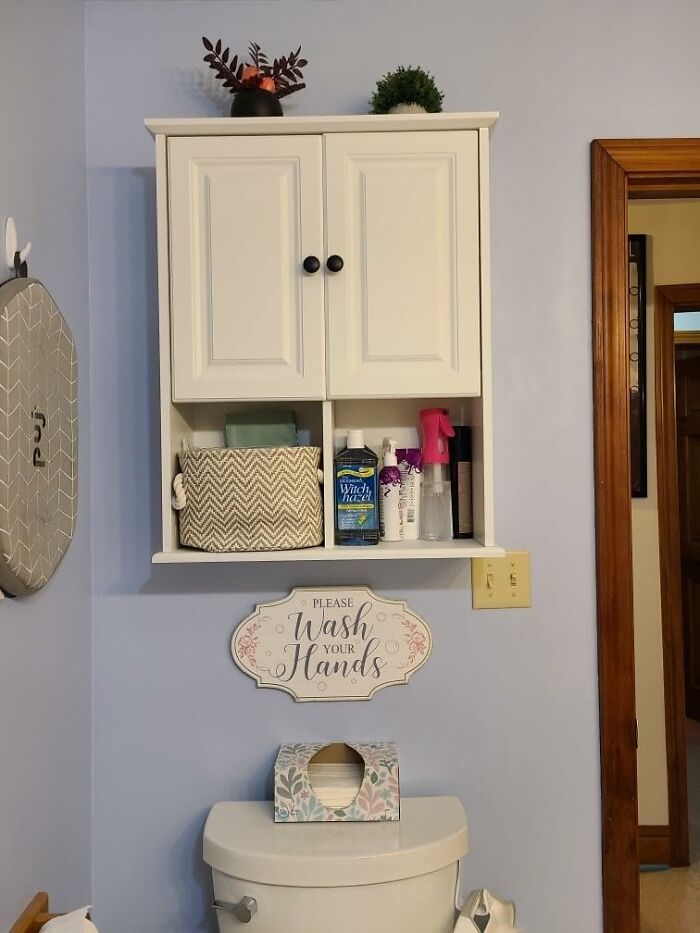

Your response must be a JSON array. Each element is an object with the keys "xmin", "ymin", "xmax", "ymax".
[
  {"xmin": 675, "ymin": 330, "xmax": 700, "ymax": 345},
  {"xmin": 592, "ymin": 139, "xmax": 700, "ymax": 933},
  {"xmin": 655, "ymin": 284, "xmax": 697, "ymax": 867}
]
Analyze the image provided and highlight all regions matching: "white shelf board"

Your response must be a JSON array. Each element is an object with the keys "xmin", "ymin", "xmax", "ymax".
[
  {"xmin": 152, "ymin": 540, "xmax": 504, "ymax": 564},
  {"xmin": 145, "ymin": 112, "xmax": 499, "ymax": 139}
]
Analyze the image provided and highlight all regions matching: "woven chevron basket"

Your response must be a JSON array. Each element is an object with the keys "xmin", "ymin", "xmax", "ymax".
[{"xmin": 175, "ymin": 444, "xmax": 323, "ymax": 552}]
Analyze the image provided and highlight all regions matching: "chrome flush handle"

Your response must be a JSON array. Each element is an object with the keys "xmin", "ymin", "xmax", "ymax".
[{"xmin": 213, "ymin": 896, "xmax": 258, "ymax": 923}]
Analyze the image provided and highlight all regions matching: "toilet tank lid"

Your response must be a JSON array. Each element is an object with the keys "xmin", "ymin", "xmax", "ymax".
[{"xmin": 203, "ymin": 796, "xmax": 468, "ymax": 888}]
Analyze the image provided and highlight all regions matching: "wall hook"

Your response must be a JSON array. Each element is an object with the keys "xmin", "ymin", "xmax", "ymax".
[{"xmin": 4, "ymin": 217, "xmax": 31, "ymax": 278}]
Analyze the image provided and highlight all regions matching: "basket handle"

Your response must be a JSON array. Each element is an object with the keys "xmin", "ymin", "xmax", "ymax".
[{"xmin": 172, "ymin": 473, "xmax": 186, "ymax": 510}]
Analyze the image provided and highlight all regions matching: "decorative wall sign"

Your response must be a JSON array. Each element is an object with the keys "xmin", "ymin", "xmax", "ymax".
[{"xmin": 232, "ymin": 587, "xmax": 432, "ymax": 701}]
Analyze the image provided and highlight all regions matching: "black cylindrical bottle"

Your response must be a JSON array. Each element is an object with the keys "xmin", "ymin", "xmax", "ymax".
[{"xmin": 449, "ymin": 427, "xmax": 473, "ymax": 539}]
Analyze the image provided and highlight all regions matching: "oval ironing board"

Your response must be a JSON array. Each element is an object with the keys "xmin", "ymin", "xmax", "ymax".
[{"xmin": 0, "ymin": 277, "xmax": 77, "ymax": 596}]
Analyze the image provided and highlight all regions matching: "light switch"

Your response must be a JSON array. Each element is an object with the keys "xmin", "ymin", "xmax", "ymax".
[{"xmin": 471, "ymin": 551, "xmax": 531, "ymax": 609}]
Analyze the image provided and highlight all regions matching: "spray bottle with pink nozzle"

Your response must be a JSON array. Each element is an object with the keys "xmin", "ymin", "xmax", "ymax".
[{"xmin": 419, "ymin": 408, "xmax": 455, "ymax": 541}]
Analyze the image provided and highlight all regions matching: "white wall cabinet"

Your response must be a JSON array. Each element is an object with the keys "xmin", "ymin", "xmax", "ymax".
[{"xmin": 147, "ymin": 113, "xmax": 500, "ymax": 563}]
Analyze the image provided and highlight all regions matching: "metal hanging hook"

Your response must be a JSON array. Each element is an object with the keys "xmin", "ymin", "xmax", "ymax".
[{"xmin": 4, "ymin": 217, "xmax": 31, "ymax": 278}]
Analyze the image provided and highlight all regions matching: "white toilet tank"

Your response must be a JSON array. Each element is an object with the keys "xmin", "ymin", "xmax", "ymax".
[{"xmin": 203, "ymin": 796, "xmax": 468, "ymax": 933}]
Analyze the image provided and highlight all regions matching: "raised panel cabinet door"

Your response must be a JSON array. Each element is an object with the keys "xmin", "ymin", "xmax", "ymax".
[
  {"xmin": 324, "ymin": 131, "xmax": 481, "ymax": 398},
  {"xmin": 168, "ymin": 136, "xmax": 325, "ymax": 400}
]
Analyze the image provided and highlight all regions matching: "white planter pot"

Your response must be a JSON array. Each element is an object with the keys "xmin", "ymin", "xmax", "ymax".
[{"xmin": 388, "ymin": 103, "xmax": 427, "ymax": 114}]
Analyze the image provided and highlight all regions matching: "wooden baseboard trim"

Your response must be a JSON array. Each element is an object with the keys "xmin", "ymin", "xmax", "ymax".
[{"xmin": 639, "ymin": 825, "xmax": 671, "ymax": 865}]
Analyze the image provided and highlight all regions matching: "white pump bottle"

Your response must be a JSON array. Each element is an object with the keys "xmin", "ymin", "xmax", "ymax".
[{"xmin": 379, "ymin": 438, "xmax": 402, "ymax": 542}]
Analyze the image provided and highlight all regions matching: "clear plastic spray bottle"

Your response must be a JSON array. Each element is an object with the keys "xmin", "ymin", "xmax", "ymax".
[{"xmin": 419, "ymin": 408, "xmax": 455, "ymax": 541}]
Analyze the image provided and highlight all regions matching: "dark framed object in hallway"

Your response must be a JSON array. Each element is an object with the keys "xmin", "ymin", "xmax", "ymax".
[{"xmin": 629, "ymin": 235, "xmax": 647, "ymax": 497}]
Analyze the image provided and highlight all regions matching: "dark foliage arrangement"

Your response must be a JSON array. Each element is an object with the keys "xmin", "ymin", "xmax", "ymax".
[
  {"xmin": 370, "ymin": 66, "xmax": 444, "ymax": 114},
  {"xmin": 202, "ymin": 38, "xmax": 308, "ymax": 99}
]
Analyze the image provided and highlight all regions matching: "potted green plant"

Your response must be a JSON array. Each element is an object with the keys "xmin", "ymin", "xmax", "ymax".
[
  {"xmin": 202, "ymin": 38, "xmax": 308, "ymax": 117},
  {"xmin": 369, "ymin": 66, "xmax": 444, "ymax": 114}
]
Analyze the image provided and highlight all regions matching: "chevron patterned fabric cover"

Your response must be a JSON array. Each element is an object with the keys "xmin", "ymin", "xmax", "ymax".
[
  {"xmin": 178, "ymin": 445, "xmax": 323, "ymax": 552},
  {"xmin": 0, "ymin": 278, "xmax": 77, "ymax": 596}
]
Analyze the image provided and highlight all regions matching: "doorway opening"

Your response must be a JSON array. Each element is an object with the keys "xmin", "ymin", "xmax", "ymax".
[
  {"xmin": 636, "ymin": 282, "xmax": 700, "ymax": 929},
  {"xmin": 625, "ymin": 200, "xmax": 700, "ymax": 873},
  {"xmin": 592, "ymin": 139, "xmax": 700, "ymax": 933}
]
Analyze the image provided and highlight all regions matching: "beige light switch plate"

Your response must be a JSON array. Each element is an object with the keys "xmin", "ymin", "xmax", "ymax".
[{"xmin": 471, "ymin": 551, "xmax": 531, "ymax": 609}]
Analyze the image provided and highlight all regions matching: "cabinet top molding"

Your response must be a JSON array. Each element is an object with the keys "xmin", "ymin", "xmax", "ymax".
[{"xmin": 145, "ymin": 112, "xmax": 499, "ymax": 138}]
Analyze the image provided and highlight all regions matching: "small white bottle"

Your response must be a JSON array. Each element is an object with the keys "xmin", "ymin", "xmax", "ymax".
[{"xmin": 379, "ymin": 439, "xmax": 402, "ymax": 542}]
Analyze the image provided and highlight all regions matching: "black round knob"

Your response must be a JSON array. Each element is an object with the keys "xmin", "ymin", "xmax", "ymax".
[
  {"xmin": 326, "ymin": 254, "xmax": 344, "ymax": 273},
  {"xmin": 303, "ymin": 255, "xmax": 321, "ymax": 274}
]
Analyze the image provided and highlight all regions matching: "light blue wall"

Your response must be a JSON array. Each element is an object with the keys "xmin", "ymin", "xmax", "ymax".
[
  {"xmin": 0, "ymin": 0, "xmax": 91, "ymax": 926},
  {"xmin": 84, "ymin": 1, "xmax": 700, "ymax": 931}
]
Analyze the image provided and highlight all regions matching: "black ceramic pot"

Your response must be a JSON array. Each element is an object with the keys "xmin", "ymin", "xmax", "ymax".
[{"xmin": 231, "ymin": 89, "xmax": 283, "ymax": 118}]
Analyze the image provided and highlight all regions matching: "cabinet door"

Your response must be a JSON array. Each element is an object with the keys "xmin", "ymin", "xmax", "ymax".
[
  {"xmin": 324, "ymin": 131, "xmax": 481, "ymax": 398},
  {"xmin": 168, "ymin": 136, "xmax": 325, "ymax": 400}
]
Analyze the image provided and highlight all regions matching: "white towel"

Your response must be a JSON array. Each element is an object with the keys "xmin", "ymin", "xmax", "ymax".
[
  {"xmin": 455, "ymin": 890, "xmax": 521, "ymax": 933},
  {"xmin": 41, "ymin": 907, "xmax": 98, "ymax": 933}
]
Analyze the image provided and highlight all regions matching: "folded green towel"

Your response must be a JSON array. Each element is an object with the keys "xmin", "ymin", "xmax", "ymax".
[{"xmin": 225, "ymin": 410, "xmax": 298, "ymax": 449}]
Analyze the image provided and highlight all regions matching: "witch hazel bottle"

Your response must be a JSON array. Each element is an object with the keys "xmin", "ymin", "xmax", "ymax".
[
  {"xmin": 334, "ymin": 430, "xmax": 380, "ymax": 546},
  {"xmin": 379, "ymin": 438, "xmax": 402, "ymax": 542}
]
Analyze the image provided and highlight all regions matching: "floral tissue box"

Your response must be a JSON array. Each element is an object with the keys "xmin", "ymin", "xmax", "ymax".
[{"xmin": 274, "ymin": 741, "xmax": 400, "ymax": 822}]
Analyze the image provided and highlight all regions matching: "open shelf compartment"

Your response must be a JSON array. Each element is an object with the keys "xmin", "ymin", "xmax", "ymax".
[{"xmin": 155, "ymin": 395, "xmax": 499, "ymax": 563}]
